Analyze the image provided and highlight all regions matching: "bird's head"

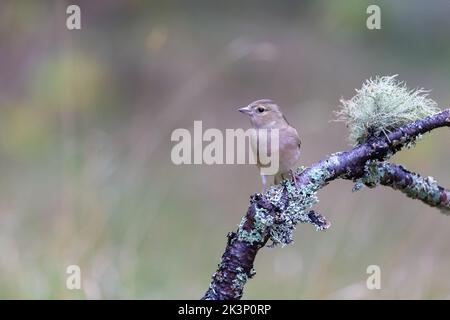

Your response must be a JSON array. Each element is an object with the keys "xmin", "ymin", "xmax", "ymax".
[{"xmin": 238, "ymin": 99, "xmax": 287, "ymax": 129}]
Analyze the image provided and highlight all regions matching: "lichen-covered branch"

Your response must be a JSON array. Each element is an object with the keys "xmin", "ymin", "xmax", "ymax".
[
  {"xmin": 202, "ymin": 109, "xmax": 450, "ymax": 300},
  {"xmin": 354, "ymin": 162, "xmax": 450, "ymax": 213}
]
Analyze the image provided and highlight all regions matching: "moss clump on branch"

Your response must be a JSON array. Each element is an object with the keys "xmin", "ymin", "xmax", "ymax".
[{"xmin": 336, "ymin": 75, "xmax": 440, "ymax": 145}]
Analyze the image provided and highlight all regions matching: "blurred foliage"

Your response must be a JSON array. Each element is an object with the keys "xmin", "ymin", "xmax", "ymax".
[{"xmin": 0, "ymin": 0, "xmax": 450, "ymax": 299}]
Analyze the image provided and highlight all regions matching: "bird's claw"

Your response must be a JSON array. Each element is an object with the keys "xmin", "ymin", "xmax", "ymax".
[{"xmin": 290, "ymin": 169, "xmax": 299, "ymax": 187}]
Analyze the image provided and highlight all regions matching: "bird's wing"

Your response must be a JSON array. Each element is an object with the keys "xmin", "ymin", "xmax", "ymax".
[{"xmin": 283, "ymin": 126, "xmax": 301, "ymax": 149}]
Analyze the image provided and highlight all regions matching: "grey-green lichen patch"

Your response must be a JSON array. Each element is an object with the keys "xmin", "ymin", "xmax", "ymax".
[
  {"xmin": 354, "ymin": 160, "xmax": 391, "ymax": 191},
  {"xmin": 235, "ymin": 165, "xmax": 329, "ymax": 246},
  {"xmin": 393, "ymin": 171, "xmax": 449, "ymax": 214},
  {"xmin": 269, "ymin": 166, "xmax": 333, "ymax": 246},
  {"xmin": 266, "ymin": 184, "xmax": 284, "ymax": 206},
  {"xmin": 335, "ymin": 75, "xmax": 440, "ymax": 145},
  {"xmin": 355, "ymin": 161, "xmax": 450, "ymax": 215},
  {"xmin": 237, "ymin": 164, "xmax": 336, "ymax": 247},
  {"xmin": 353, "ymin": 160, "xmax": 391, "ymax": 192},
  {"xmin": 407, "ymin": 174, "xmax": 441, "ymax": 202},
  {"xmin": 231, "ymin": 266, "xmax": 249, "ymax": 298},
  {"xmin": 237, "ymin": 206, "xmax": 274, "ymax": 245},
  {"xmin": 326, "ymin": 154, "xmax": 341, "ymax": 173},
  {"xmin": 363, "ymin": 160, "xmax": 385, "ymax": 188}
]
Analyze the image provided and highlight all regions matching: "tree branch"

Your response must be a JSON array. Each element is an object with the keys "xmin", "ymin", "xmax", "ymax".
[
  {"xmin": 355, "ymin": 162, "xmax": 450, "ymax": 213},
  {"xmin": 202, "ymin": 109, "xmax": 450, "ymax": 300}
]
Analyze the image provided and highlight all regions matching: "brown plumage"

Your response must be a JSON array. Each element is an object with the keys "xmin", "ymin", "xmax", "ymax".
[{"xmin": 238, "ymin": 99, "xmax": 301, "ymax": 189}]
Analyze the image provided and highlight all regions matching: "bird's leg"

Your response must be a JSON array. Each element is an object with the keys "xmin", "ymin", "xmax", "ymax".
[
  {"xmin": 290, "ymin": 168, "xmax": 299, "ymax": 187},
  {"xmin": 260, "ymin": 174, "xmax": 268, "ymax": 193}
]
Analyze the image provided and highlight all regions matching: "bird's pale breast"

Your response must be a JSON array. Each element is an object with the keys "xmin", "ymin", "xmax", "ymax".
[{"xmin": 250, "ymin": 126, "xmax": 301, "ymax": 175}]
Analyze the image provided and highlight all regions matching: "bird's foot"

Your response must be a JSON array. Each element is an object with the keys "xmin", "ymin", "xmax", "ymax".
[{"xmin": 290, "ymin": 169, "xmax": 299, "ymax": 187}]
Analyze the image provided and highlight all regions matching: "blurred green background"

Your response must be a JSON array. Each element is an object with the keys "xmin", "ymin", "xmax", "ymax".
[{"xmin": 1, "ymin": 0, "xmax": 450, "ymax": 299}]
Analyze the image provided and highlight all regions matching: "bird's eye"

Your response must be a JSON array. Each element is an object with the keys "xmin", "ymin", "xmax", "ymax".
[{"xmin": 257, "ymin": 106, "xmax": 265, "ymax": 113}]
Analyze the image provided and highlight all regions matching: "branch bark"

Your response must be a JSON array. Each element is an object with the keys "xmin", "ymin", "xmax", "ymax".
[
  {"xmin": 357, "ymin": 162, "xmax": 450, "ymax": 212},
  {"xmin": 202, "ymin": 109, "xmax": 450, "ymax": 300}
]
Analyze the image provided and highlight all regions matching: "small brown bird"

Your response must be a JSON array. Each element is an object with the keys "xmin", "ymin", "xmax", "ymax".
[{"xmin": 238, "ymin": 99, "xmax": 301, "ymax": 189}]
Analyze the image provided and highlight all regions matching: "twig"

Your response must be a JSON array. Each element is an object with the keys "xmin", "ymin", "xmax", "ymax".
[{"xmin": 356, "ymin": 162, "xmax": 450, "ymax": 213}]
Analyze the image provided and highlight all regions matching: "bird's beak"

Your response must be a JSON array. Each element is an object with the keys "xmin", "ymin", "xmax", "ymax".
[{"xmin": 238, "ymin": 105, "xmax": 252, "ymax": 115}]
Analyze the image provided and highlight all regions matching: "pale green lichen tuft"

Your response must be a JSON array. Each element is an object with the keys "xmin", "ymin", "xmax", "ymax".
[{"xmin": 335, "ymin": 75, "xmax": 440, "ymax": 145}]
